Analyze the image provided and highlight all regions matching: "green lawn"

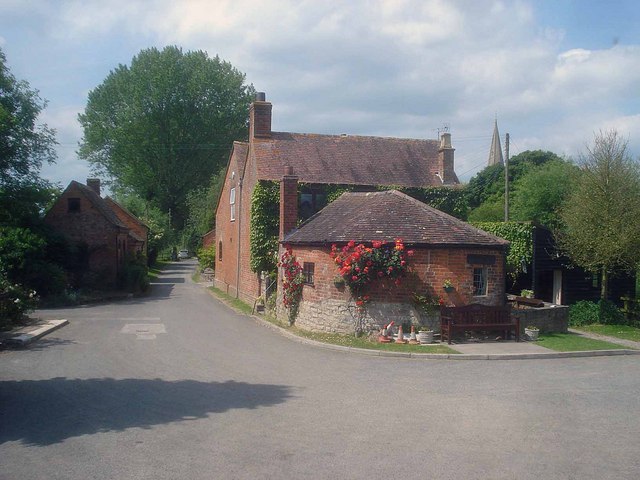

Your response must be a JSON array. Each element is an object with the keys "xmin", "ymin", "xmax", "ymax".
[
  {"xmin": 537, "ymin": 332, "xmax": 629, "ymax": 352},
  {"xmin": 207, "ymin": 286, "xmax": 457, "ymax": 354},
  {"xmin": 573, "ymin": 324, "xmax": 640, "ymax": 343}
]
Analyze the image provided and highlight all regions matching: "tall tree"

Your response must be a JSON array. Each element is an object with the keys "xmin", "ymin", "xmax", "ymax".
[
  {"xmin": 0, "ymin": 47, "xmax": 57, "ymax": 226},
  {"xmin": 78, "ymin": 46, "xmax": 255, "ymax": 228},
  {"xmin": 510, "ymin": 159, "xmax": 579, "ymax": 229},
  {"xmin": 558, "ymin": 130, "xmax": 640, "ymax": 299}
]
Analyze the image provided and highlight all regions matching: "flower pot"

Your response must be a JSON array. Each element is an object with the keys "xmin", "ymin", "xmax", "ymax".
[
  {"xmin": 443, "ymin": 286, "xmax": 454, "ymax": 293},
  {"xmin": 525, "ymin": 328, "xmax": 539, "ymax": 341},
  {"xmin": 417, "ymin": 330, "xmax": 434, "ymax": 344}
]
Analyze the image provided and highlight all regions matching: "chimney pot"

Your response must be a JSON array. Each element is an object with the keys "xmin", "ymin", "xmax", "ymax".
[
  {"xmin": 255, "ymin": 91, "xmax": 266, "ymax": 102},
  {"xmin": 284, "ymin": 166, "xmax": 294, "ymax": 176}
]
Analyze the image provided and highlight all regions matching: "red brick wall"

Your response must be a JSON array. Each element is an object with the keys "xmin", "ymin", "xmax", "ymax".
[
  {"xmin": 105, "ymin": 198, "xmax": 149, "ymax": 255},
  {"xmin": 44, "ymin": 183, "xmax": 123, "ymax": 286},
  {"xmin": 285, "ymin": 244, "xmax": 506, "ymax": 330},
  {"xmin": 202, "ymin": 229, "xmax": 216, "ymax": 249},
  {"xmin": 249, "ymin": 101, "xmax": 272, "ymax": 139},
  {"xmin": 214, "ymin": 147, "xmax": 261, "ymax": 302}
]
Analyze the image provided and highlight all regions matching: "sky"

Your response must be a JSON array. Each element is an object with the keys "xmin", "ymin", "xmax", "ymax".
[{"xmin": 1, "ymin": 0, "xmax": 639, "ymax": 188}]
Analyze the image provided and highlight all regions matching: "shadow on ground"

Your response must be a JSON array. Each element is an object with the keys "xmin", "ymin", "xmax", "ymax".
[{"xmin": 0, "ymin": 377, "xmax": 293, "ymax": 446}]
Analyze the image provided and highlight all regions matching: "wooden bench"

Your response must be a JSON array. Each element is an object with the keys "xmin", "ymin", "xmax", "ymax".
[{"xmin": 440, "ymin": 303, "xmax": 520, "ymax": 344}]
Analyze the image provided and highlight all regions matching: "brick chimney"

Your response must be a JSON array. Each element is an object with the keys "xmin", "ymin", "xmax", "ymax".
[
  {"xmin": 279, "ymin": 166, "xmax": 298, "ymax": 240},
  {"xmin": 438, "ymin": 133, "xmax": 456, "ymax": 184},
  {"xmin": 250, "ymin": 92, "xmax": 272, "ymax": 139},
  {"xmin": 87, "ymin": 178, "xmax": 101, "ymax": 196}
]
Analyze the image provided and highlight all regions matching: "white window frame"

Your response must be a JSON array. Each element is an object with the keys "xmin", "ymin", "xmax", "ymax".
[
  {"xmin": 230, "ymin": 187, "xmax": 236, "ymax": 222},
  {"xmin": 473, "ymin": 267, "xmax": 488, "ymax": 296}
]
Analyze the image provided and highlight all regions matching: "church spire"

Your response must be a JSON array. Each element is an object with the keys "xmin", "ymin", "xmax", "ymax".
[{"xmin": 488, "ymin": 119, "xmax": 504, "ymax": 166}]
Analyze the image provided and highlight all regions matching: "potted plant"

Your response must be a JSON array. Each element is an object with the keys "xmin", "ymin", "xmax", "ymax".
[
  {"xmin": 417, "ymin": 326, "xmax": 434, "ymax": 344},
  {"xmin": 521, "ymin": 289, "xmax": 534, "ymax": 299},
  {"xmin": 333, "ymin": 276, "xmax": 346, "ymax": 289},
  {"xmin": 525, "ymin": 325, "xmax": 539, "ymax": 341},
  {"xmin": 443, "ymin": 279, "xmax": 454, "ymax": 293}
]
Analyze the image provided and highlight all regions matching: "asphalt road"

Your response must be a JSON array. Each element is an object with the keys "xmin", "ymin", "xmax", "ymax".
[{"xmin": 1, "ymin": 260, "xmax": 639, "ymax": 480}]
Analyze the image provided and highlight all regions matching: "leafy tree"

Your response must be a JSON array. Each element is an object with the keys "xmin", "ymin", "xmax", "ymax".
[
  {"xmin": 558, "ymin": 130, "xmax": 640, "ymax": 299},
  {"xmin": 0, "ymin": 47, "xmax": 57, "ymax": 226},
  {"xmin": 466, "ymin": 150, "xmax": 564, "ymax": 209},
  {"xmin": 78, "ymin": 46, "xmax": 255, "ymax": 229},
  {"xmin": 182, "ymin": 172, "xmax": 224, "ymax": 251},
  {"xmin": 510, "ymin": 159, "xmax": 579, "ymax": 229}
]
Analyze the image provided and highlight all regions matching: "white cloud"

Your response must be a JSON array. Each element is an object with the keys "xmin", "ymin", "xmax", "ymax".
[{"xmin": 5, "ymin": 0, "xmax": 638, "ymax": 184}]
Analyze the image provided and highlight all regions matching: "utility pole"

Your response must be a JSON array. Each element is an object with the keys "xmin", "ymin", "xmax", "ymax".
[{"xmin": 504, "ymin": 133, "xmax": 510, "ymax": 222}]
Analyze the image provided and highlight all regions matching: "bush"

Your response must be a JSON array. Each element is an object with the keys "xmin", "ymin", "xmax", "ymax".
[
  {"xmin": 0, "ymin": 271, "xmax": 38, "ymax": 328},
  {"xmin": 197, "ymin": 244, "xmax": 216, "ymax": 270},
  {"xmin": 569, "ymin": 300, "xmax": 625, "ymax": 326},
  {"xmin": 119, "ymin": 254, "xmax": 150, "ymax": 293}
]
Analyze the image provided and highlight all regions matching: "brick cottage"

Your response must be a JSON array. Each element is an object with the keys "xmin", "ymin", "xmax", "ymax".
[
  {"xmin": 44, "ymin": 179, "xmax": 148, "ymax": 287},
  {"xmin": 280, "ymin": 188, "xmax": 509, "ymax": 334},
  {"xmin": 214, "ymin": 92, "xmax": 460, "ymax": 304}
]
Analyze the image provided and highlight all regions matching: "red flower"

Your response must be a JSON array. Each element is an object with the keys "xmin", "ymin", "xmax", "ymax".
[{"xmin": 352, "ymin": 276, "xmax": 358, "ymax": 281}]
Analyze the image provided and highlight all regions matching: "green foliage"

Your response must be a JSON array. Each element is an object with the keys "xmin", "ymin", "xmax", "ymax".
[
  {"xmin": 249, "ymin": 181, "xmax": 280, "ymax": 273},
  {"xmin": 119, "ymin": 254, "xmax": 150, "ymax": 294},
  {"xmin": 78, "ymin": 45, "xmax": 255, "ymax": 229},
  {"xmin": 558, "ymin": 130, "xmax": 640, "ymax": 299},
  {"xmin": 0, "ymin": 47, "xmax": 57, "ymax": 188},
  {"xmin": 471, "ymin": 222, "xmax": 534, "ymax": 278},
  {"xmin": 197, "ymin": 244, "xmax": 216, "ymax": 270},
  {"xmin": 569, "ymin": 300, "xmax": 625, "ymax": 326},
  {"xmin": 510, "ymin": 159, "xmax": 579, "ymax": 229},
  {"xmin": 467, "ymin": 197, "xmax": 504, "ymax": 222},
  {"xmin": 0, "ymin": 270, "xmax": 38, "ymax": 328},
  {"xmin": 183, "ymin": 172, "xmax": 224, "ymax": 252},
  {"xmin": 400, "ymin": 186, "xmax": 468, "ymax": 219},
  {"xmin": 467, "ymin": 150, "xmax": 564, "ymax": 210}
]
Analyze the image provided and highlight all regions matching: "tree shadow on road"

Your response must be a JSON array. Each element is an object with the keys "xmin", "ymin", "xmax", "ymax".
[{"xmin": 0, "ymin": 377, "xmax": 293, "ymax": 446}]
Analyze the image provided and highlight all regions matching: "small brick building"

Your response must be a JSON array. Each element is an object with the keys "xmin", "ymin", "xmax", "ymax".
[
  {"xmin": 280, "ymin": 189, "xmax": 509, "ymax": 334},
  {"xmin": 44, "ymin": 179, "xmax": 148, "ymax": 287},
  {"xmin": 214, "ymin": 92, "xmax": 460, "ymax": 304}
]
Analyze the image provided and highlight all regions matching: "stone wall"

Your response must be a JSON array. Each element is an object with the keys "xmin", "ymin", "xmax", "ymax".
[{"xmin": 510, "ymin": 304, "xmax": 569, "ymax": 334}]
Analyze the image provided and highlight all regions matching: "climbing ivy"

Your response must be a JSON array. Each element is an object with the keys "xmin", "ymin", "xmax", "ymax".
[
  {"xmin": 249, "ymin": 181, "xmax": 280, "ymax": 273},
  {"xmin": 471, "ymin": 221, "xmax": 534, "ymax": 278}
]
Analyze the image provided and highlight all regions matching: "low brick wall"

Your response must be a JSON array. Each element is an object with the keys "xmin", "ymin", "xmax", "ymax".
[{"xmin": 510, "ymin": 303, "xmax": 569, "ymax": 334}]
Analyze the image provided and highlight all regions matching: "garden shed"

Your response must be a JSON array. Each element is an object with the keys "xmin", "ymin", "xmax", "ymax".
[{"xmin": 279, "ymin": 190, "xmax": 509, "ymax": 334}]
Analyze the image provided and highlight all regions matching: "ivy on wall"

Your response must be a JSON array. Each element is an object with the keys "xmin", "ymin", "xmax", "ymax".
[
  {"xmin": 471, "ymin": 221, "xmax": 534, "ymax": 278},
  {"xmin": 249, "ymin": 180, "xmax": 280, "ymax": 273},
  {"xmin": 249, "ymin": 180, "xmax": 469, "ymax": 275}
]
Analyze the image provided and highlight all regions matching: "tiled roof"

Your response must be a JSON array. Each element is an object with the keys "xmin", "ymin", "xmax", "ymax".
[
  {"xmin": 105, "ymin": 197, "xmax": 149, "ymax": 229},
  {"xmin": 232, "ymin": 141, "xmax": 249, "ymax": 175},
  {"xmin": 284, "ymin": 190, "xmax": 509, "ymax": 247},
  {"xmin": 70, "ymin": 181, "xmax": 127, "ymax": 229},
  {"xmin": 252, "ymin": 132, "xmax": 456, "ymax": 187}
]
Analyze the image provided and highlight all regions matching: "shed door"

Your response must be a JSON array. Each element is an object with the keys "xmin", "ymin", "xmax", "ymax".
[{"xmin": 553, "ymin": 270, "xmax": 563, "ymax": 305}]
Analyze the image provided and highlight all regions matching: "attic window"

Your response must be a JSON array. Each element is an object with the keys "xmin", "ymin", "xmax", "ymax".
[
  {"xmin": 68, "ymin": 198, "xmax": 81, "ymax": 213},
  {"xmin": 230, "ymin": 187, "xmax": 236, "ymax": 222}
]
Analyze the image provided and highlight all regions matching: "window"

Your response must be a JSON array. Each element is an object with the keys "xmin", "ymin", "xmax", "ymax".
[
  {"xmin": 473, "ymin": 267, "xmax": 488, "ymax": 296},
  {"xmin": 303, "ymin": 262, "xmax": 315, "ymax": 285},
  {"xmin": 67, "ymin": 198, "xmax": 81, "ymax": 213},
  {"xmin": 230, "ymin": 188, "xmax": 236, "ymax": 221},
  {"xmin": 218, "ymin": 241, "xmax": 223, "ymax": 261}
]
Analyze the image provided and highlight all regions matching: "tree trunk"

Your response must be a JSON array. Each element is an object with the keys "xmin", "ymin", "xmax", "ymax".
[{"xmin": 601, "ymin": 267, "xmax": 608, "ymax": 300}]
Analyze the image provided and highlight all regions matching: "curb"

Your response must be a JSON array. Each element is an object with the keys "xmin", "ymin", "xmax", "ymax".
[
  {"xmin": 204, "ymin": 287, "xmax": 640, "ymax": 361},
  {"xmin": 1, "ymin": 319, "xmax": 69, "ymax": 347}
]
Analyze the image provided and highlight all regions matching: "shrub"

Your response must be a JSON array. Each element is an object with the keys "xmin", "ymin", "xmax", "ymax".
[
  {"xmin": 0, "ymin": 271, "xmax": 38, "ymax": 328},
  {"xmin": 569, "ymin": 300, "xmax": 625, "ymax": 326},
  {"xmin": 119, "ymin": 254, "xmax": 150, "ymax": 293},
  {"xmin": 569, "ymin": 301, "xmax": 600, "ymax": 326},
  {"xmin": 197, "ymin": 244, "xmax": 216, "ymax": 270}
]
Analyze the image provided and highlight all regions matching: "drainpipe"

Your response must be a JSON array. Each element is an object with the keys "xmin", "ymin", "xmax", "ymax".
[{"xmin": 235, "ymin": 177, "xmax": 243, "ymax": 298}]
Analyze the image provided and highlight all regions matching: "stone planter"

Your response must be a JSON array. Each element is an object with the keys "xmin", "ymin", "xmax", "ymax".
[
  {"xmin": 417, "ymin": 330, "xmax": 434, "ymax": 344},
  {"xmin": 525, "ymin": 328, "xmax": 539, "ymax": 341}
]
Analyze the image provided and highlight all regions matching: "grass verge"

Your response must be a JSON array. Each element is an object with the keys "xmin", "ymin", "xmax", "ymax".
[
  {"xmin": 536, "ymin": 332, "xmax": 629, "ymax": 352},
  {"xmin": 573, "ymin": 324, "xmax": 640, "ymax": 343},
  {"xmin": 207, "ymin": 286, "xmax": 457, "ymax": 354},
  {"xmin": 148, "ymin": 261, "xmax": 169, "ymax": 281}
]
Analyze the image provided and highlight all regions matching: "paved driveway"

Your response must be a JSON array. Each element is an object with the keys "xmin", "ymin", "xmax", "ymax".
[{"xmin": 1, "ymin": 260, "xmax": 639, "ymax": 479}]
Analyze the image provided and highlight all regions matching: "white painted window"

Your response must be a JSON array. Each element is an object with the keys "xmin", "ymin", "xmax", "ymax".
[
  {"xmin": 473, "ymin": 267, "xmax": 488, "ymax": 296},
  {"xmin": 230, "ymin": 187, "xmax": 236, "ymax": 221}
]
